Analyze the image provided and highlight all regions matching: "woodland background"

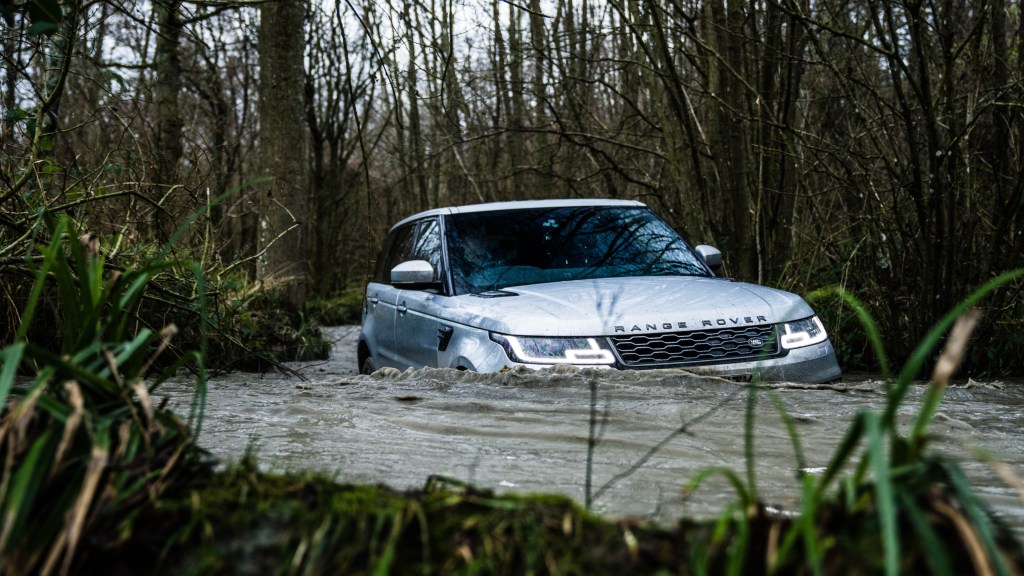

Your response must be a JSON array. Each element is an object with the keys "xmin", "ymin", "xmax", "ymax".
[{"xmin": 1, "ymin": 0, "xmax": 1022, "ymax": 373}]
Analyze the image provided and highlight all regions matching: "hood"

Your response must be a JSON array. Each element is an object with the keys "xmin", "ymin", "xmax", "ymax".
[{"xmin": 441, "ymin": 276, "xmax": 816, "ymax": 336}]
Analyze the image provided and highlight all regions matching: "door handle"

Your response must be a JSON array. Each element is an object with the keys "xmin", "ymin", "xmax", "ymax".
[
  {"xmin": 397, "ymin": 301, "xmax": 408, "ymax": 314},
  {"xmin": 368, "ymin": 295, "xmax": 379, "ymax": 305}
]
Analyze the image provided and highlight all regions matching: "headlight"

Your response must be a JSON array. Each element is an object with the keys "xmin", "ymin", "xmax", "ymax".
[
  {"xmin": 780, "ymin": 316, "xmax": 828, "ymax": 349},
  {"xmin": 490, "ymin": 334, "xmax": 615, "ymax": 365}
]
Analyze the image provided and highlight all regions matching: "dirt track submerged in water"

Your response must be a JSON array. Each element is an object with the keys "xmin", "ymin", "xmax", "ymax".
[{"xmin": 162, "ymin": 326, "xmax": 1024, "ymax": 537}]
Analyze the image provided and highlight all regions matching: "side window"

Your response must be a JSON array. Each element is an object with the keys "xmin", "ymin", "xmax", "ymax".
[
  {"xmin": 377, "ymin": 224, "xmax": 416, "ymax": 283},
  {"xmin": 411, "ymin": 219, "xmax": 442, "ymax": 282},
  {"xmin": 372, "ymin": 234, "xmax": 395, "ymax": 283}
]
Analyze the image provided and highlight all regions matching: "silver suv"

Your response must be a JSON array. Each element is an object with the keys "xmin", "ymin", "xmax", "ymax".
[{"xmin": 359, "ymin": 199, "xmax": 841, "ymax": 383}]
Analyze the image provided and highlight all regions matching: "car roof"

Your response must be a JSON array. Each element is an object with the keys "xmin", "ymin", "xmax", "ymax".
[{"xmin": 389, "ymin": 199, "xmax": 648, "ymax": 231}]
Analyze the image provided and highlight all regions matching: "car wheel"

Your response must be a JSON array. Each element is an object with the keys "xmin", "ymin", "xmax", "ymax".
[{"xmin": 360, "ymin": 356, "xmax": 376, "ymax": 375}]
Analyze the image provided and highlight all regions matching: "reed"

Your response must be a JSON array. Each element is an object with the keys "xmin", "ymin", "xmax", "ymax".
[{"xmin": 0, "ymin": 214, "xmax": 209, "ymax": 575}]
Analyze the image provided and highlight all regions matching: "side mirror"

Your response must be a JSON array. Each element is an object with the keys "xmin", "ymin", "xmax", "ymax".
[
  {"xmin": 695, "ymin": 245, "xmax": 722, "ymax": 271},
  {"xmin": 391, "ymin": 260, "xmax": 439, "ymax": 288}
]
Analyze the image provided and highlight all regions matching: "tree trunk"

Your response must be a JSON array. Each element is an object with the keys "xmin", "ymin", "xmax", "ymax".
[
  {"xmin": 528, "ymin": 0, "xmax": 546, "ymax": 121},
  {"xmin": 705, "ymin": 0, "xmax": 754, "ymax": 279},
  {"xmin": 508, "ymin": 5, "xmax": 526, "ymax": 197},
  {"xmin": 757, "ymin": 0, "xmax": 806, "ymax": 284},
  {"xmin": 153, "ymin": 0, "xmax": 183, "ymax": 239},
  {"xmin": 258, "ymin": 0, "xmax": 309, "ymax": 309}
]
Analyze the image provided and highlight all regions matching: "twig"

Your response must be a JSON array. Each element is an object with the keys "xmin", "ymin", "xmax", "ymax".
[
  {"xmin": 219, "ymin": 215, "xmax": 300, "ymax": 278},
  {"xmin": 498, "ymin": 0, "xmax": 552, "ymax": 18},
  {"xmin": 589, "ymin": 381, "xmax": 746, "ymax": 506},
  {"xmin": 585, "ymin": 375, "xmax": 604, "ymax": 508}
]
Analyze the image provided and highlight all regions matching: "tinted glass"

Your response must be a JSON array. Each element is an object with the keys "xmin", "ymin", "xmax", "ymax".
[
  {"xmin": 372, "ymin": 233, "xmax": 396, "ymax": 283},
  {"xmin": 379, "ymin": 223, "xmax": 416, "ymax": 283},
  {"xmin": 411, "ymin": 219, "xmax": 442, "ymax": 283},
  {"xmin": 445, "ymin": 206, "xmax": 709, "ymax": 294}
]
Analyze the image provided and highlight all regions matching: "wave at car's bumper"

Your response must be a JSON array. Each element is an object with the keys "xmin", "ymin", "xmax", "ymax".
[{"xmin": 476, "ymin": 340, "xmax": 842, "ymax": 384}]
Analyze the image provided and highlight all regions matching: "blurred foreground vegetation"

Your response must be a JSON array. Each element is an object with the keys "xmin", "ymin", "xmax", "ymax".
[{"xmin": 73, "ymin": 466, "xmax": 1024, "ymax": 575}]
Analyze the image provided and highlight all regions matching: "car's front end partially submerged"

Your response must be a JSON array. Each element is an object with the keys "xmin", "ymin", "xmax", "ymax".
[
  {"xmin": 481, "ymin": 325, "xmax": 839, "ymax": 383},
  {"xmin": 398, "ymin": 275, "xmax": 841, "ymax": 383},
  {"xmin": 360, "ymin": 199, "xmax": 842, "ymax": 383}
]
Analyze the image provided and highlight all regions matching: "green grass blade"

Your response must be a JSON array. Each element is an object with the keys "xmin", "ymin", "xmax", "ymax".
[
  {"xmin": 24, "ymin": 343, "xmax": 116, "ymax": 394},
  {"xmin": 768, "ymin": 390, "xmax": 807, "ymax": 476},
  {"xmin": 726, "ymin": 503, "xmax": 750, "ymax": 576},
  {"xmin": 189, "ymin": 261, "xmax": 209, "ymax": 441},
  {"xmin": 1, "ymin": 428, "xmax": 57, "ymax": 546},
  {"xmin": 910, "ymin": 383, "xmax": 948, "ymax": 451},
  {"xmin": 372, "ymin": 508, "xmax": 404, "ymax": 576},
  {"xmin": 812, "ymin": 411, "xmax": 866, "ymax": 500},
  {"xmin": 744, "ymin": 384, "xmax": 758, "ymax": 502},
  {"xmin": 111, "ymin": 329, "xmax": 155, "ymax": 369},
  {"xmin": 15, "ymin": 218, "xmax": 69, "ymax": 342},
  {"xmin": 76, "ymin": 232, "xmax": 105, "ymax": 314},
  {"xmin": 118, "ymin": 269, "xmax": 162, "ymax": 314},
  {"xmin": 864, "ymin": 411, "xmax": 898, "ymax": 576},
  {"xmin": 909, "ymin": 311, "xmax": 980, "ymax": 449},
  {"xmin": 685, "ymin": 467, "xmax": 753, "ymax": 507},
  {"xmin": 806, "ymin": 286, "xmax": 890, "ymax": 381},
  {"xmin": 898, "ymin": 491, "xmax": 954, "ymax": 576},
  {"xmin": 0, "ymin": 344, "xmax": 25, "ymax": 412},
  {"xmin": 798, "ymin": 474, "xmax": 824, "ymax": 576},
  {"xmin": 772, "ymin": 474, "xmax": 824, "ymax": 575},
  {"xmin": 56, "ymin": 242, "xmax": 93, "ymax": 350},
  {"xmin": 944, "ymin": 462, "xmax": 1013, "ymax": 576}
]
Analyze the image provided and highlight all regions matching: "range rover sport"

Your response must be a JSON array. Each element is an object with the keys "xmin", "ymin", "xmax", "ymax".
[{"xmin": 358, "ymin": 199, "xmax": 842, "ymax": 383}]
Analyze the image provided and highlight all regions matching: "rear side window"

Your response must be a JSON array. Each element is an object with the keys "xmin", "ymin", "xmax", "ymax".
[
  {"xmin": 374, "ymin": 224, "xmax": 416, "ymax": 283},
  {"xmin": 373, "ymin": 218, "xmax": 443, "ymax": 286}
]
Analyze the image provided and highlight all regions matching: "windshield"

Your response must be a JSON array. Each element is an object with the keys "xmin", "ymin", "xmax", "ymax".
[{"xmin": 445, "ymin": 206, "xmax": 711, "ymax": 294}]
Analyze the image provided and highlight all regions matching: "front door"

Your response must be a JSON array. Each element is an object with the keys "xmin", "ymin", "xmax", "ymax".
[
  {"xmin": 365, "ymin": 222, "xmax": 418, "ymax": 368},
  {"xmin": 394, "ymin": 218, "xmax": 447, "ymax": 368}
]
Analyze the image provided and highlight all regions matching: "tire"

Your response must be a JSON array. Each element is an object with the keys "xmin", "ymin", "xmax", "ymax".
[{"xmin": 360, "ymin": 355, "xmax": 376, "ymax": 375}]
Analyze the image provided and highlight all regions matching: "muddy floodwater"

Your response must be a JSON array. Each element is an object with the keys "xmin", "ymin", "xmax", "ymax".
[{"xmin": 162, "ymin": 326, "xmax": 1024, "ymax": 539}]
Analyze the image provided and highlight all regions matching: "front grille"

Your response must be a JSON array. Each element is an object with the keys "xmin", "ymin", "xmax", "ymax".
[{"xmin": 610, "ymin": 325, "xmax": 779, "ymax": 367}]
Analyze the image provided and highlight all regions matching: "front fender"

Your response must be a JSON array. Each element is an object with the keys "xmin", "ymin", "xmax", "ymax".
[{"xmin": 440, "ymin": 324, "xmax": 509, "ymax": 372}]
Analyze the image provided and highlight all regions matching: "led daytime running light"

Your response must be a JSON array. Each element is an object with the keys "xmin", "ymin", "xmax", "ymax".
[
  {"xmin": 494, "ymin": 334, "xmax": 615, "ymax": 365},
  {"xmin": 780, "ymin": 316, "xmax": 828, "ymax": 350}
]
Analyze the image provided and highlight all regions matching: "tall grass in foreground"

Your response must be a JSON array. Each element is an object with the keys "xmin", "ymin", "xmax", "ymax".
[
  {"xmin": 678, "ymin": 270, "xmax": 1024, "ymax": 575},
  {"xmin": 0, "ymin": 215, "xmax": 209, "ymax": 575}
]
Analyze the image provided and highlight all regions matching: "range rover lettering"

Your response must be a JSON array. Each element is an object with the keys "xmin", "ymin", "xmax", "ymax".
[{"xmin": 358, "ymin": 199, "xmax": 842, "ymax": 383}]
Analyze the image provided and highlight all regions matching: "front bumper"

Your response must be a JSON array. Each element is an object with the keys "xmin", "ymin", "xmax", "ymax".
[
  {"xmin": 664, "ymin": 340, "xmax": 842, "ymax": 383},
  {"xmin": 476, "ymin": 340, "xmax": 841, "ymax": 384}
]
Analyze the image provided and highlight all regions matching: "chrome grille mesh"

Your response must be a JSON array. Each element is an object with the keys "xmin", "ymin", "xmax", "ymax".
[{"xmin": 610, "ymin": 325, "xmax": 779, "ymax": 367}]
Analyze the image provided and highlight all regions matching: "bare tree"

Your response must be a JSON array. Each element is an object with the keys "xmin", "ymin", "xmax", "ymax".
[
  {"xmin": 258, "ymin": 0, "xmax": 309, "ymax": 308},
  {"xmin": 152, "ymin": 0, "xmax": 183, "ymax": 239}
]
